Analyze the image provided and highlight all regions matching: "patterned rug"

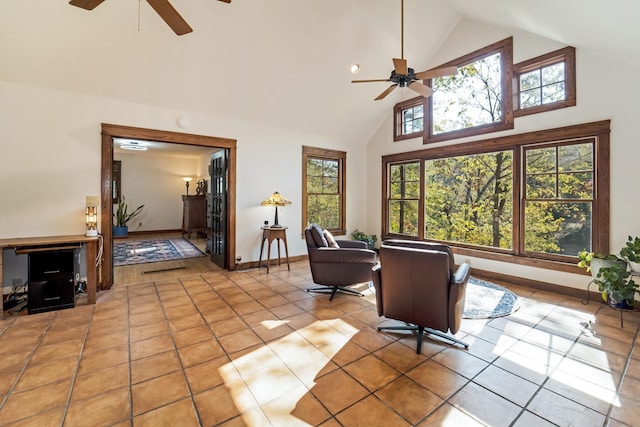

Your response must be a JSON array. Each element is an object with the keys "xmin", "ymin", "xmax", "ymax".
[
  {"xmin": 114, "ymin": 238, "xmax": 206, "ymax": 266},
  {"xmin": 463, "ymin": 277, "xmax": 521, "ymax": 319}
]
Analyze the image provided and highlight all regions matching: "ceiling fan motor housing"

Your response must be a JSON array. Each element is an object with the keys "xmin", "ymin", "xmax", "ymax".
[{"xmin": 389, "ymin": 67, "xmax": 416, "ymax": 87}]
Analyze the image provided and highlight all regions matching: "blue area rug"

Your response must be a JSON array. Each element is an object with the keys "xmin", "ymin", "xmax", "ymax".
[
  {"xmin": 114, "ymin": 238, "xmax": 205, "ymax": 266},
  {"xmin": 463, "ymin": 277, "xmax": 520, "ymax": 319}
]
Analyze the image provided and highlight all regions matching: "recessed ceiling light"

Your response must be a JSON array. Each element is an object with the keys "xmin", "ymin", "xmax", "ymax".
[{"xmin": 350, "ymin": 64, "xmax": 360, "ymax": 74}]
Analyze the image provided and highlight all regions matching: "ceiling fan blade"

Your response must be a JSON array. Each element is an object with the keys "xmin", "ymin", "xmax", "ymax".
[
  {"xmin": 375, "ymin": 84, "xmax": 398, "ymax": 101},
  {"xmin": 393, "ymin": 58, "xmax": 408, "ymax": 75},
  {"xmin": 414, "ymin": 66, "xmax": 459, "ymax": 81},
  {"xmin": 146, "ymin": 0, "xmax": 193, "ymax": 35},
  {"xmin": 69, "ymin": 0, "xmax": 106, "ymax": 10},
  {"xmin": 218, "ymin": 0, "xmax": 232, "ymax": 2},
  {"xmin": 408, "ymin": 81, "xmax": 434, "ymax": 98},
  {"xmin": 351, "ymin": 79, "xmax": 390, "ymax": 83}
]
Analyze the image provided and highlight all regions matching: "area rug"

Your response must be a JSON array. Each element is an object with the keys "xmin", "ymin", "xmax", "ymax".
[
  {"xmin": 114, "ymin": 238, "xmax": 206, "ymax": 266},
  {"xmin": 463, "ymin": 277, "xmax": 520, "ymax": 319}
]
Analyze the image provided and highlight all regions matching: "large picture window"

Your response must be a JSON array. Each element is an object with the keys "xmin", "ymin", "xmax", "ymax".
[
  {"xmin": 424, "ymin": 151, "xmax": 513, "ymax": 249},
  {"xmin": 425, "ymin": 38, "xmax": 514, "ymax": 144},
  {"xmin": 302, "ymin": 146, "xmax": 346, "ymax": 234},
  {"xmin": 382, "ymin": 121, "xmax": 610, "ymax": 270}
]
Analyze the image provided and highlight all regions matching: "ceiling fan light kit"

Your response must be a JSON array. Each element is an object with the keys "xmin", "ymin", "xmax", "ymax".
[
  {"xmin": 352, "ymin": 0, "xmax": 457, "ymax": 101},
  {"xmin": 69, "ymin": 0, "xmax": 231, "ymax": 36}
]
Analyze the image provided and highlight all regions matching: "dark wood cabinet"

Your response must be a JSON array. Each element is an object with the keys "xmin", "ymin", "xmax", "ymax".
[{"xmin": 182, "ymin": 195, "xmax": 207, "ymax": 239}]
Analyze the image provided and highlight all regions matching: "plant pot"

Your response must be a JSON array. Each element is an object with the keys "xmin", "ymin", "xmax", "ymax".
[
  {"xmin": 113, "ymin": 226, "xmax": 128, "ymax": 238},
  {"xmin": 590, "ymin": 258, "xmax": 627, "ymax": 280},
  {"xmin": 628, "ymin": 261, "xmax": 640, "ymax": 273},
  {"xmin": 606, "ymin": 292, "xmax": 635, "ymax": 310}
]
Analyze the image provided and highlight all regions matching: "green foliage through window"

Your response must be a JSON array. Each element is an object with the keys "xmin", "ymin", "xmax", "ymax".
[
  {"xmin": 303, "ymin": 146, "xmax": 346, "ymax": 232},
  {"xmin": 424, "ymin": 151, "xmax": 513, "ymax": 248},
  {"xmin": 432, "ymin": 52, "xmax": 503, "ymax": 135},
  {"xmin": 389, "ymin": 162, "xmax": 420, "ymax": 236},
  {"xmin": 523, "ymin": 142, "xmax": 593, "ymax": 255}
]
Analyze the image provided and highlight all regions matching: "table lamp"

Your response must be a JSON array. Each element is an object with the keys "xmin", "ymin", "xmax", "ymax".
[{"xmin": 260, "ymin": 191, "xmax": 292, "ymax": 228}]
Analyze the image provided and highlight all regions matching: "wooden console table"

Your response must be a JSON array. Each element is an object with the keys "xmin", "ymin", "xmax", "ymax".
[
  {"xmin": 258, "ymin": 226, "xmax": 290, "ymax": 273},
  {"xmin": 0, "ymin": 235, "xmax": 99, "ymax": 318}
]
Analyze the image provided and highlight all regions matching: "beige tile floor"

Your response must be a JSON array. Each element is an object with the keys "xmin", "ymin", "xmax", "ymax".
[{"xmin": 1, "ymin": 261, "xmax": 639, "ymax": 426}]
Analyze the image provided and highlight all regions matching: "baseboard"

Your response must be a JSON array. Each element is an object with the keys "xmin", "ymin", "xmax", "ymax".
[{"xmin": 235, "ymin": 254, "xmax": 308, "ymax": 271}]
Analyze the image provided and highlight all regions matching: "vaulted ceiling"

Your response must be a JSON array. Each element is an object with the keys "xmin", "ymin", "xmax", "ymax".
[{"xmin": 1, "ymin": 0, "xmax": 637, "ymax": 144}]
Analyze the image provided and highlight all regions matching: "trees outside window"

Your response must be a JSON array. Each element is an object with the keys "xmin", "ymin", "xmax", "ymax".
[
  {"xmin": 302, "ymin": 146, "xmax": 346, "ymax": 234},
  {"xmin": 424, "ymin": 151, "xmax": 513, "ymax": 249},
  {"xmin": 388, "ymin": 162, "xmax": 420, "ymax": 236},
  {"xmin": 425, "ymin": 38, "xmax": 514, "ymax": 144},
  {"xmin": 523, "ymin": 141, "xmax": 593, "ymax": 256}
]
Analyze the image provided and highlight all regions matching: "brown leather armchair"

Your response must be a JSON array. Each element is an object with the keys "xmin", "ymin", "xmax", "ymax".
[
  {"xmin": 372, "ymin": 239, "xmax": 470, "ymax": 353},
  {"xmin": 305, "ymin": 224, "xmax": 378, "ymax": 301}
]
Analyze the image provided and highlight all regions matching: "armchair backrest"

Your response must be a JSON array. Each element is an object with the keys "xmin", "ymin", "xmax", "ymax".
[
  {"xmin": 305, "ymin": 224, "xmax": 328, "ymax": 250},
  {"xmin": 373, "ymin": 240, "xmax": 470, "ymax": 335}
]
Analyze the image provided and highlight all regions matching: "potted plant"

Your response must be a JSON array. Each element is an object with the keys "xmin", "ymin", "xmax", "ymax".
[
  {"xmin": 596, "ymin": 263, "xmax": 638, "ymax": 309},
  {"xmin": 620, "ymin": 235, "xmax": 640, "ymax": 272},
  {"xmin": 351, "ymin": 229, "xmax": 377, "ymax": 251},
  {"xmin": 113, "ymin": 196, "xmax": 144, "ymax": 238},
  {"xmin": 577, "ymin": 250, "xmax": 626, "ymax": 281}
]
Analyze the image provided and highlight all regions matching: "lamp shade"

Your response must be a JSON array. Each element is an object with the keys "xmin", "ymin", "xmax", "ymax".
[{"xmin": 260, "ymin": 191, "xmax": 292, "ymax": 207}]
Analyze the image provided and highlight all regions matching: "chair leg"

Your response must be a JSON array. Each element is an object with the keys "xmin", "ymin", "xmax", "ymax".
[
  {"xmin": 306, "ymin": 286, "xmax": 365, "ymax": 300},
  {"xmin": 377, "ymin": 324, "xmax": 469, "ymax": 353},
  {"xmin": 424, "ymin": 327, "xmax": 469, "ymax": 349}
]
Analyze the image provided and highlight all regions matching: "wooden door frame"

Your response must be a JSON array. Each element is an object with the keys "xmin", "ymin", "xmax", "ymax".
[{"xmin": 100, "ymin": 123, "xmax": 237, "ymax": 290}]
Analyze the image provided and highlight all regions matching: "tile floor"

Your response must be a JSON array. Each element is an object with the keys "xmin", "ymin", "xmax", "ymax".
[{"xmin": 1, "ymin": 261, "xmax": 639, "ymax": 426}]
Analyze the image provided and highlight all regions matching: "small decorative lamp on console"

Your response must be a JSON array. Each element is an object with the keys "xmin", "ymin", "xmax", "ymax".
[
  {"xmin": 182, "ymin": 176, "xmax": 193, "ymax": 195},
  {"xmin": 260, "ymin": 191, "xmax": 292, "ymax": 228},
  {"xmin": 85, "ymin": 196, "xmax": 99, "ymax": 237}
]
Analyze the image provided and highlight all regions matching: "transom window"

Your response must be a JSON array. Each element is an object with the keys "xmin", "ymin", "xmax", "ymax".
[
  {"xmin": 302, "ymin": 146, "xmax": 346, "ymax": 234},
  {"xmin": 393, "ymin": 97, "xmax": 425, "ymax": 141},
  {"xmin": 514, "ymin": 46, "xmax": 576, "ymax": 117}
]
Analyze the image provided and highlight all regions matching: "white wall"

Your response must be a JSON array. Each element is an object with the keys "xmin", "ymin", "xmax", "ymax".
[
  {"xmin": 0, "ymin": 81, "xmax": 368, "ymax": 265},
  {"xmin": 365, "ymin": 19, "xmax": 640, "ymax": 291},
  {"xmin": 114, "ymin": 151, "xmax": 206, "ymax": 232}
]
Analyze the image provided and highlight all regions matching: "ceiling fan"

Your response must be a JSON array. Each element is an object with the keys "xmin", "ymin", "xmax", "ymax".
[
  {"xmin": 69, "ymin": 0, "xmax": 231, "ymax": 36},
  {"xmin": 352, "ymin": 0, "xmax": 457, "ymax": 101}
]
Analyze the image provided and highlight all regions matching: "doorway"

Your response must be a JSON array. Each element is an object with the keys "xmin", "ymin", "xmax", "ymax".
[{"xmin": 100, "ymin": 123, "xmax": 237, "ymax": 290}]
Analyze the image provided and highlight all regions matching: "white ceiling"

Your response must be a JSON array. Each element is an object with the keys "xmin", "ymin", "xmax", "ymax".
[{"xmin": 1, "ymin": 0, "xmax": 637, "ymax": 145}]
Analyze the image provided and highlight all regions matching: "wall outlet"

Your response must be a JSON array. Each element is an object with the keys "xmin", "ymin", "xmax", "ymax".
[{"xmin": 235, "ymin": 256, "xmax": 242, "ymax": 264}]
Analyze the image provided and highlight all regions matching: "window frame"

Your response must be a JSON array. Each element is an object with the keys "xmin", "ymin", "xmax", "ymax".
[
  {"xmin": 513, "ymin": 46, "xmax": 576, "ymax": 117},
  {"xmin": 302, "ymin": 145, "xmax": 347, "ymax": 235},
  {"xmin": 386, "ymin": 161, "xmax": 423, "ymax": 236},
  {"xmin": 520, "ymin": 139, "xmax": 595, "ymax": 260},
  {"xmin": 424, "ymin": 37, "xmax": 514, "ymax": 144},
  {"xmin": 393, "ymin": 96, "xmax": 426, "ymax": 142},
  {"xmin": 381, "ymin": 120, "xmax": 610, "ymax": 273}
]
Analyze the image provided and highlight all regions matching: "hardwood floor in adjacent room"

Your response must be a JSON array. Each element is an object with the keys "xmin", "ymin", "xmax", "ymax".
[{"xmin": 113, "ymin": 232, "xmax": 223, "ymax": 286}]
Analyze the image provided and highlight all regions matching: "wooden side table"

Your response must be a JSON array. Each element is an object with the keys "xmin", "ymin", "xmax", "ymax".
[{"xmin": 258, "ymin": 226, "xmax": 290, "ymax": 273}]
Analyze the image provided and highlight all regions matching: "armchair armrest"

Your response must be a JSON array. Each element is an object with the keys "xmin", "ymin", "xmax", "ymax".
[
  {"xmin": 449, "ymin": 262, "xmax": 471, "ymax": 333},
  {"xmin": 314, "ymin": 247, "xmax": 377, "ymax": 264},
  {"xmin": 335, "ymin": 239, "xmax": 368, "ymax": 249}
]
